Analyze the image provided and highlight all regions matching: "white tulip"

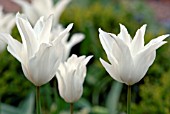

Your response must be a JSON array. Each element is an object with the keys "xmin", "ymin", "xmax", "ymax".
[
  {"xmin": 0, "ymin": 13, "xmax": 73, "ymax": 86},
  {"xmin": 12, "ymin": 0, "xmax": 71, "ymax": 25},
  {"xmin": 56, "ymin": 54, "xmax": 93, "ymax": 103},
  {"xmin": 99, "ymin": 24, "xmax": 169, "ymax": 85}
]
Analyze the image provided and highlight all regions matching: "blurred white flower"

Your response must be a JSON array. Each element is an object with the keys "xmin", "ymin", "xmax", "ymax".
[
  {"xmin": 99, "ymin": 24, "xmax": 169, "ymax": 85},
  {"xmin": 56, "ymin": 54, "xmax": 93, "ymax": 103},
  {"xmin": 51, "ymin": 24, "xmax": 85, "ymax": 60},
  {"xmin": 0, "ymin": 6, "xmax": 15, "ymax": 52},
  {"xmin": 13, "ymin": 0, "xmax": 71, "ymax": 25},
  {"xmin": 0, "ymin": 13, "xmax": 73, "ymax": 86}
]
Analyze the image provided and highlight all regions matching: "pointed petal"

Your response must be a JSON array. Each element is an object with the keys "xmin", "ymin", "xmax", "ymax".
[
  {"xmin": 100, "ymin": 58, "xmax": 123, "ymax": 83},
  {"xmin": 53, "ymin": 23, "xmax": 73, "ymax": 43},
  {"xmin": 131, "ymin": 24, "xmax": 146, "ymax": 55},
  {"xmin": 83, "ymin": 55, "xmax": 93, "ymax": 65},
  {"xmin": 16, "ymin": 13, "xmax": 38, "ymax": 57},
  {"xmin": 117, "ymin": 24, "xmax": 132, "ymax": 45},
  {"xmin": 113, "ymin": 36, "xmax": 134, "ymax": 84},
  {"xmin": 0, "ymin": 33, "xmax": 23, "ymax": 62},
  {"xmin": 53, "ymin": 0, "xmax": 71, "ymax": 24},
  {"xmin": 34, "ymin": 15, "xmax": 53, "ymax": 44},
  {"xmin": 67, "ymin": 33, "xmax": 85, "ymax": 50},
  {"xmin": 145, "ymin": 34, "xmax": 169, "ymax": 48},
  {"xmin": 99, "ymin": 28, "xmax": 120, "ymax": 63}
]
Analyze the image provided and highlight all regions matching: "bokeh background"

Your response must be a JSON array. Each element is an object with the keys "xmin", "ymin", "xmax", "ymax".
[{"xmin": 0, "ymin": 0, "xmax": 170, "ymax": 114}]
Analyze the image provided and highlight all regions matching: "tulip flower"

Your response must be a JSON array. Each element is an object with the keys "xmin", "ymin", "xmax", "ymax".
[
  {"xmin": 0, "ymin": 13, "xmax": 74, "ymax": 86},
  {"xmin": 0, "ymin": 13, "xmax": 73, "ymax": 114},
  {"xmin": 51, "ymin": 24, "xmax": 85, "ymax": 60},
  {"xmin": 99, "ymin": 24, "xmax": 169, "ymax": 114},
  {"xmin": 56, "ymin": 54, "xmax": 92, "ymax": 113},
  {"xmin": 0, "ymin": 6, "xmax": 15, "ymax": 52},
  {"xmin": 13, "ymin": 0, "xmax": 71, "ymax": 25},
  {"xmin": 99, "ymin": 24, "xmax": 169, "ymax": 85}
]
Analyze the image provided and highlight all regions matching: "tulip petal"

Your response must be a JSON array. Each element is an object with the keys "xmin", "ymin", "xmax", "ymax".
[
  {"xmin": 145, "ymin": 34, "xmax": 169, "ymax": 48},
  {"xmin": 34, "ymin": 15, "xmax": 53, "ymax": 44},
  {"xmin": 113, "ymin": 36, "xmax": 134, "ymax": 84},
  {"xmin": 131, "ymin": 24, "xmax": 146, "ymax": 55},
  {"xmin": 53, "ymin": 23, "xmax": 73, "ymax": 43},
  {"xmin": 99, "ymin": 29, "xmax": 120, "ymax": 64},
  {"xmin": 28, "ymin": 43, "xmax": 61, "ymax": 86},
  {"xmin": 100, "ymin": 58, "xmax": 123, "ymax": 83},
  {"xmin": 53, "ymin": 0, "xmax": 71, "ymax": 24},
  {"xmin": 0, "ymin": 33, "xmax": 23, "ymax": 62},
  {"xmin": 56, "ymin": 63, "xmax": 67, "ymax": 101},
  {"xmin": 16, "ymin": 13, "xmax": 38, "ymax": 57},
  {"xmin": 67, "ymin": 33, "xmax": 85, "ymax": 51},
  {"xmin": 132, "ymin": 51, "xmax": 156, "ymax": 85},
  {"xmin": 118, "ymin": 24, "xmax": 132, "ymax": 45}
]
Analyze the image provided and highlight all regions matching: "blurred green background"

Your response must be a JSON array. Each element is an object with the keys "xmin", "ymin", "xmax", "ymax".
[{"xmin": 0, "ymin": 0, "xmax": 170, "ymax": 114}]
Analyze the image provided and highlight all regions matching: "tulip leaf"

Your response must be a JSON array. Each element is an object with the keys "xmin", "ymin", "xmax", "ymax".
[{"xmin": 106, "ymin": 81, "xmax": 123, "ymax": 114}]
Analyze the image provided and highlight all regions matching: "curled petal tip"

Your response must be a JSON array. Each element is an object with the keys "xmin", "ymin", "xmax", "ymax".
[{"xmin": 119, "ymin": 23, "xmax": 125, "ymax": 27}]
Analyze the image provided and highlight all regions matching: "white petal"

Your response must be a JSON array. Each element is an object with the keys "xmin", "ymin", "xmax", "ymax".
[
  {"xmin": 53, "ymin": 23, "xmax": 73, "ymax": 43},
  {"xmin": 131, "ymin": 24, "xmax": 146, "ymax": 55},
  {"xmin": 100, "ymin": 58, "xmax": 123, "ymax": 83},
  {"xmin": 34, "ymin": 15, "xmax": 53, "ymax": 44},
  {"xmin": 99, "ymin": 29, "xmax": 120, "ymax": 63},
  {"xmin": 16, "ymin": 13, "xmax": 38, "ymax": 57},
  {"xmin": 83, "ymin": 55, "xmax": 93, "ymax": 65},
  {"xmin": 0, "ymin": 33, "xmax": 23, "ymax": 62},
  {"xmin": 28, "ymin": 43, "xmax": 61, "ymax": 86},
  {"xmin": 56, "ymin": 63, "xmax": 67, "ymax": 100},
  {"xmin": 117, "ymin": 24, "xmax": 132, "ymax": 45},
  {"xmin": 145, "ymin": 34, "xmax": 169, "ymax": 48},
  {"xmin": 132, "ymin": 51, "xmax": 156, "ymax": 85},
  {"xmin": 53, "ymin": 0, "xmax": 71, "ymax": 24},
  {"xmin": 113, "ymin": 36, "xmax": 135, "ymax": 84},
  {"xmin": 66, "ymin": 33, "xmax": 85, "ymax": 54}
]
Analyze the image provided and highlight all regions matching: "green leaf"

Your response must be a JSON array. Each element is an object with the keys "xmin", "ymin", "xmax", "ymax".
[{"xmin": 106, "ymin": 81, "xmax": 123, "ymax": 114}]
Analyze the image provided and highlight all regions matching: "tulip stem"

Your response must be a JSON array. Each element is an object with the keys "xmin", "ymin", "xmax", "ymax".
[
  {"xmin": 70, "ymin": 103, "xmax": 74, "ymax": 114},
  {"xmin": 127, "ymin": 85, "xmax": 131, "ymax": 114},
  {"xmin": 36, "ymin": 86, "xmax": 41, "ymax": 114}
]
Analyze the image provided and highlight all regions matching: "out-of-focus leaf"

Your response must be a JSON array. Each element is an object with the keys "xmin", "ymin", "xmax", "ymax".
[
  {"xmin": 1, "ymin": 92, "xmax": 34, "ymax": 114},
  {"xmin": 19, "ymin": 92, "xmax": 34, "ymax": 114},
  {"xmin": 91, "ymin": 106, "xmax": 108, "ymax": 114},
  {"xmin": 106, "ymin": 81, "xmax": 123, "ymax": 114},
  {"xmin": 1, "ymin": 103, "xmax": 22, "ymax": 114}
]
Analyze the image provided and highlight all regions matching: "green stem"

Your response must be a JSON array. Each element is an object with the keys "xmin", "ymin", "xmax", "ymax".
[
  {"xmin": 36, "ymin": 86, "xmax": 41, "ymax": 114},
  {"xmin": 70, "ymin": 103, "xmax": 74, "ymax": 114},
  {"xmin": 127, "ymin": 85, "xmax": 131, "ymax": 114}
]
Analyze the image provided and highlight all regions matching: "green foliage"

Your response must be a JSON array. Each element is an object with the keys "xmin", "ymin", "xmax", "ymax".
[
  {"xmin": 1, "ymin": 92, "xmax": 34, "ymax": 114},
  {"xmin": 132, "ymin": 71, "xmax": 170, "ymax": 114}
]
